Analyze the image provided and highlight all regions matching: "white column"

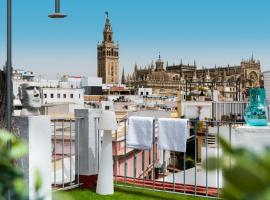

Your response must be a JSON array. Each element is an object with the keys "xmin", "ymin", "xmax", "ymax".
[
  {"xmin": 74, "ymin": 109, "xmax": 101, "ymax": 176},
  {"xmin": 15, "ymin": 116, "xmax": 51, "ymax": 200},
  {"xmin": 96, "ymin": 131, "xmax": 114, "ymax": 195}
]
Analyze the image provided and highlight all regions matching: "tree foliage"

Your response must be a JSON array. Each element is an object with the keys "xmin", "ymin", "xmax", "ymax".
[
  {"xmin": 0, "ymin": 129, "xmax": 28, "ymax": 200},
  {"xmin": 205, "ymin": 136, "xmax": 270, "ymax": 200}
]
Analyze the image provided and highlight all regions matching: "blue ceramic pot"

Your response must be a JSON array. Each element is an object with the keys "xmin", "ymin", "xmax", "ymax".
[{"xmin": 244, "ymin": 88, "xmax": 268, "ymax": 126}]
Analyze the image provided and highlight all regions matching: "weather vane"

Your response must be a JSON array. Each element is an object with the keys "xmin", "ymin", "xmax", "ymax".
[{"xmin": 105, "ymin": 11, "xmax": 109, "ymax": 18}]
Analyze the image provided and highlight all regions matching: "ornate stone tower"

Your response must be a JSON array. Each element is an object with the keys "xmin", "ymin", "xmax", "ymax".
[
  {"xmin": 97, "ymin": 12, "xmax": 119, "ymax": 84},
  {"xmin": 155, "ymin": 53, "xmax": 164, "ymax": 72}
]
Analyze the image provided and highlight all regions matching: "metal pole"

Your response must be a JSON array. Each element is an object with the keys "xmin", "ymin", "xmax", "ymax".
[
  {"xmin": 205, "ymin": 122, "xmax": 209, "ymax": 196},
  {"xmin": 7, "ymin": 0, "xmax": 12, "ymax": 132},
  {"xmin": 124, "ymin": 119, "xmax": 127, "ymax": 184},
  {"xmin": 55, "ymin": 0, "xmax": 60, "ymax": 13},
  {"xmin": 152, "ymin": 120, "xmax": 155, "ymax": 190},
  {"xmin": 54, "ymin": 120, "xmax": 57, "ymax": 187},
  {"xmin": 69, "ymin": 119, "xmax": 72, "ymax": 185},
  {"xmin": 62, "ymin": 120, "xmax": 64, "ymax": 188},
  {"xmin": 6, "ymin": 1, "xmax": 12, "ymax": 199},
  {"xmin": 194, "ymin": 120, "xmax": 197, "ymax": 195}
]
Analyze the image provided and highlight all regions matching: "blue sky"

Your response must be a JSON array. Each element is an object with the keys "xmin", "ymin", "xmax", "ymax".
[{"xmin": 0, "ymin": 0, "xmax": 269, "ymax": 78}]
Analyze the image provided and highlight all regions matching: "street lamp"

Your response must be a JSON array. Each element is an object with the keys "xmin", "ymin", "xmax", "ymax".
[
  {"xmin": 6, "ymin": 0, "xmax": 67, "ymax": 128},
  {"xmin": 5, "ymin": 1, "xmax": 67, "ymax": 199},
  {"xmin": 48, "ymin": 0, "xmax": 67, "ymax": 18}
]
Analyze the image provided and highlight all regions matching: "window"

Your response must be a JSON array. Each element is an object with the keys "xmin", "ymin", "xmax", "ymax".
[
  {"xmin": 146, "ymin": 92, "xmax": 149, "ymax": 95},
  {"xmin": 44, "ymin": 94, "xmax": 47, "ymax": 98},
  {"xmin": 50, "ymin": 94, "xmax": 54, "ymax": 98},
  {"xmin": 70, "ymin": 94, "xmax": 74, "ymax": 98},
  {"xmin": 57, "ymin": 94, "xmax": 60, "ymax": 98},
  {"xmin": 79, "ymin": 94, "xmax": 81, "ymax": 99},
  {"xmin": 63, "ymin": 94, "xmax": 66, "ymax": 98},
  {"xmin": 140, "ymin": 92, "xmax": 143, "ymax": 95}
]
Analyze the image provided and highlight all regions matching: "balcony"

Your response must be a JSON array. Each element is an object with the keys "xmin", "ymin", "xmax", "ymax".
[{"xmin": 50, "ymin": 114, "xmax": 252, "ymax": 199}]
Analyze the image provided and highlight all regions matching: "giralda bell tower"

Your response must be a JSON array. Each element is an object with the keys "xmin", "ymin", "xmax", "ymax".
[{"xmin": 97, "ymin": 12, "xmax": 119, "ymax": 84}]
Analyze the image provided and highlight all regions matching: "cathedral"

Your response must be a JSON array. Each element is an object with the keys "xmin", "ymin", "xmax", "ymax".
[
  {"xmin": 97, "ymin": 13, "xmax": 119, "ymax": 84},
  {"xmin": 126, "ymin": 54, "xmax": 262, "ymax": 99}
]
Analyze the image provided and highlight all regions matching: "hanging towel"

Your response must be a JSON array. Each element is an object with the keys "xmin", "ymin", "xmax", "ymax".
[
  {"xmin": 158, "ymin": 118, "xmax": 189, "ymax": 152},
  {"xmin": 127, "ymin": 116, "xmax": 154, "ymax": 150}
]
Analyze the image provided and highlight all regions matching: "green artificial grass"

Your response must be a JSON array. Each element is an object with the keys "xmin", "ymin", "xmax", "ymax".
[{"xmin": 53, "ymin": 186, "xmax": 213, "ymax": 200}]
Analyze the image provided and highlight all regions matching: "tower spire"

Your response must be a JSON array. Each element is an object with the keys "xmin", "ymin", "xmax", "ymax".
[
  {"xmin": 121, "ymin": 68, "xmax": 125, "ymax": 84},
  {"xmin": 103, "ymin": 11, "xmax": 113, "ymax": 43}
]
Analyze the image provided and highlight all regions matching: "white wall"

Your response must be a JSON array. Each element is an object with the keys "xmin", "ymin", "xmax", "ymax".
[
  {"xmin": 182, "ymin": 101, "xmax": 212, "ymax": 120},
  {"xmin": 138, "ymin": 88, "xmax": 153, "ymax": 96},
  {"xmin": 81, "ymin": 77, "xmax": 102, "ymax": 87},
  {"xmin": 43, "ymin": 103, "xmax": 84, "ymax": 115},
  {"xmin": 42, "ymin": 88, "xmax": 84, "ymax": 105}
]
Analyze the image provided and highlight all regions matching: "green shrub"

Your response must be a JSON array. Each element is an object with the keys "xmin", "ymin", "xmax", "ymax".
[
  {"xmin": 0, "ymin": 129, "xmax": 28, "ymax": 200},
  {"xmin": 205, "ymin": 137, "xmax": 270, "ymax": 200}
]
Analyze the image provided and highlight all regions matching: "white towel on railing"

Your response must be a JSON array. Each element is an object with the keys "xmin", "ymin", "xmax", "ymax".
[
  {"xmin": 127, "ymin": 116, "xmax": 154, "ymax": 150},
  {"xmin": 158, "ymin": 118, "xmax": 188, "ymax": 152}
]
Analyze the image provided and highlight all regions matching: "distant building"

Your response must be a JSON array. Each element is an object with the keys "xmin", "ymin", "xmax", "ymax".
[
  {"xmin": 138, "ymin": 88, "xmax": 152, "ymax": 96},
  {"xmin": 81, "ymin": 77, "xmax": 103, "ymax": 95},
  {"xmin": 13, "ymin": 69, "xmax": 35, "ymax": 81},
  {"xmin": 97, "ymin": 13, "xmax": 120, "ymax": 84},
  {"xmin": 41, "ymin": 88, "xmax": 84, "ymax": 105},
  {"xmin": 127, "ymin": 54, "xmax": 262, "ymax": 100}
]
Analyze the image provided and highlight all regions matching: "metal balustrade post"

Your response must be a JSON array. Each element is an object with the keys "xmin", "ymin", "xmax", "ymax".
[
  {"xmin": 173, "ymin": 152, "xmax": 176, "ymax": 192},
  {"xmin": 77, "ymin": 118, "xmax": 80, "ymax": 186},
  {"xmin": 133, "ymin": 151, "xmax": 136, "ymax": 187},
  {"xmin": 152, "ymin": 120, "xmax": 155, "ymax": 190},
  {"xmin": 229, "ymin": 122, "xmax": 232, "ymax": 168},
  {"xmin": 124, "ymin": 119, "xmax": 127, "ymax": 184},
  {"xmin": 194, "ymin": 120, "xmax": 198, "ymax": 195},
  {"xmin": 184, "ymin": 151, "xmax": 186, "ymax": 194},
  {"xmin": 69, "ymin": 119, "xmax": 72, "ymax": 185},
  {"xmin": 62, "ymin": 120, "xmax": 65, "ymax": 188},
  {"xmin": 54, "ymin": 120, "xmax": 57, "ymax": 187},
  {"xmin": 97, "ymin": 118, "xmax": 100, "ymax": 170},
  {"xmin": 162, "ymin": 150, "xmax": 165, "ymax": 191},
  {"xmin": 205, "ymin": 122, "xmax": 209, "ymax": 196},
  {"xmin": 217, "ymin": 122, "xmax": 220, "ymax": 198},
  {"xmin": 142, "ymin": 150, "xmax": 145, "ymax": 188},
  {"xmin": 115, "ymin": 130, "xmax": 118, "ymax": 184}
]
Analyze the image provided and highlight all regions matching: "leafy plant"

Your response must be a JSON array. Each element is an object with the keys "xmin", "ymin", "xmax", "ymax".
[
  {"xmin": 205, "ymin": 136, "xmax": 270, "ymax": 200},
  {"xmin": 0, "ymin": 129, "xmax": 73, "ymax": 200},
  {"xmin": 185, "ymin": 156, "xmax": 195, "ymax": 169},
  {"xmin": 0, "ymin": 129, "xmax": 28, "ymax": 200}
]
